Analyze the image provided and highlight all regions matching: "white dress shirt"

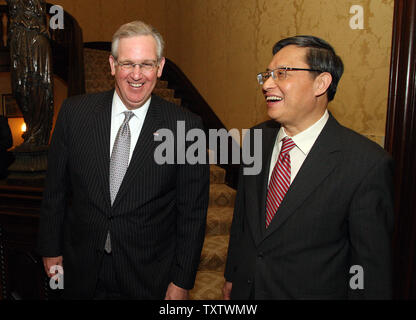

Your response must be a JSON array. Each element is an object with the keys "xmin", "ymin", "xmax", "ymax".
[
  {"xmin": 110, "ymin": 91, "xmax": 151, "ymax": 163},
  {"xmin": 268, "ymin": 110, "xmax": 329, "ymax": 184}
]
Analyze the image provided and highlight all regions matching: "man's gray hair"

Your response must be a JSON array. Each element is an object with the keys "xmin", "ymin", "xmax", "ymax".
[{"xmin": 111, "ymin": 21, "xmax": 165, "ymax": 61}]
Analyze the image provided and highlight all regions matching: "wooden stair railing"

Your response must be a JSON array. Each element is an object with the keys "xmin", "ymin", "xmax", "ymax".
[{"xmin": 161, "ymin": 56, "xmax": 240, "ymax": 189}]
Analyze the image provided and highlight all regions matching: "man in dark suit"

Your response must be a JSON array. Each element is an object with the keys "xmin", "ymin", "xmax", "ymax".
[
  {"xmin": 0, "ymin": 115, "xmax": 13, "ymax": 179},
  {"xmin": 37, "ymin": 21, "xmax": 209, "ymax": 299},
  {"xmin": 223, "ymin": 36, "xmax": 394, "ymax": 299}
]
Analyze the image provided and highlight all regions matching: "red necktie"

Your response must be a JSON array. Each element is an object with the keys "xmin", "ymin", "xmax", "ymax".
[{"xmin": 266, "ymin": 137, "xmax": 296, "ymax": 228}]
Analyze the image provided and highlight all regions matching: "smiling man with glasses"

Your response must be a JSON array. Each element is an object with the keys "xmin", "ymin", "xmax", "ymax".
[
  {"xmin": 224, "ymin": 35, "xmax": 394, "ymax": 300},
  {"xmin": 109, "ymin": 28, "xmax": 165, "ymax": 111},
  {"xmin": 37, "ymin": 21, "xmax": 209, "ymax": 300}
]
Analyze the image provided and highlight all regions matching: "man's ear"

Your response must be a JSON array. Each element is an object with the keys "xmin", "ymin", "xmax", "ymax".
[
  {"xmin": 157, "ymin": 57, "xmax": 166, "ymax": 78},
  {"xmin": 109, "ymin": 55, "xmax": 116, "ymax": 76},
  {"xmin": 314, "ymin": 72, "xmax": 332, "ymax": 97}
]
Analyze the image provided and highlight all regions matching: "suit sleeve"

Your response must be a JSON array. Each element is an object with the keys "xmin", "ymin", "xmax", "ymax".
[
  {"xmin": 171, "ymin": 116, "xmax": 210, "ymax": 290},
  {"xmin": 348, "ymin": 154, "xmax": 394, "ymax": 299},
  {"xmin": 37, "ymin": 100, "xmax": 70, "ymax": 257},
  {"xmin": 224, "ymin": 163, "xmax": 245, "ymax": 282}
]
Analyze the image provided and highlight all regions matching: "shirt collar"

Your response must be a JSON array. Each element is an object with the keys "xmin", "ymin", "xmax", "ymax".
[
  {"xmin": 277, "ymin": 110, "xmax": 329, "ymax": 156},
  {"xmin": 112, "ymin": 90, "xmax": 151, "ymax": 120}
]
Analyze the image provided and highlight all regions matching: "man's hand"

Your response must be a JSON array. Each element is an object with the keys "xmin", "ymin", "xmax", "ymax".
[
  {"xmin": 165, "ymin": 282, "xmax": 189, "ymax": 300},
  {"xmin": 42, "ymin": 256, "xmax": 63, "ymax": 278},
  {"xmin": 223, "ymin": 281, "xmax": 232, "ymax": 300}
]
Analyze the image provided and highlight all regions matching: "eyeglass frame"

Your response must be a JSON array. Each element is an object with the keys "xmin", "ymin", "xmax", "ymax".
[
  {"xmin": 113, "ymin": 56, "xmax": 160, "ymax": 72},
  {"xmin": 256, "ymin": 67, "xmax": 323, "ymax": 85}
]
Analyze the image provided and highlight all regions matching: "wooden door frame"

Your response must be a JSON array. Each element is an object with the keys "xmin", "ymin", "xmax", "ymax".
[{"xmin": 385, "ymin": 0, "xmax": 416, "ymax": 299}]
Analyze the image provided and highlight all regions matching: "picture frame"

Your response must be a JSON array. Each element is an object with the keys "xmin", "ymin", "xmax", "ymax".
[{"xmin": 2, "ymin": 94, "xmax": 22, "ymax": 118}]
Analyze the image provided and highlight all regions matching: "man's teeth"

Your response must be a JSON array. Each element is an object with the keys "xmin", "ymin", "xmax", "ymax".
[
  {"xmin": 266, "ymin": 96, "xmax": 283, "ymax": 101},
  {"xmin": 130, "ymin": 83, "xmax": 143, "ymax": 88}
]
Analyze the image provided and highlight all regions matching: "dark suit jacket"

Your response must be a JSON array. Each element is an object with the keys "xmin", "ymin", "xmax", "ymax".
[
  {"xmin": 224, "ymin": 114, "xmax": 394, "ymax": 299},
  {"xmin": 37, "ymin": 90, "xmax": 210, "ymax": 299}
]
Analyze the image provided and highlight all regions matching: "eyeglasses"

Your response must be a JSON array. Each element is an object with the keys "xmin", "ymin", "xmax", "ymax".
[
  {"xmin": 115, "ymin": 58, "xmax": 159, "ymax": 72},
  {"xmin": 256, "ymin": 67, "xmax": 322, "ymax": 85}
]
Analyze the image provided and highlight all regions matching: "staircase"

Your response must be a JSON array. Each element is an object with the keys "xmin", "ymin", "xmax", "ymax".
[
  {"xmin": 84, "ymin": 48, "xmax": 236, "ymax": 300},
  {"xmin": 189, "ymin": 165, "xmax": 235, "ymax": 300}
]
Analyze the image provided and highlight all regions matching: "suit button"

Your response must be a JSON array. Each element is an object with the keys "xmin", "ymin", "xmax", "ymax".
[
  {"xmin": 247, "ymin": 279, "xmax": 252, "ymax": 284},
  {"xmin": 108, "ymin": 216, "xmax": 113, "ymax": 220},
  {"xmin": 257, "ymin": 252, "xmax": 263, "ymax": 259}
]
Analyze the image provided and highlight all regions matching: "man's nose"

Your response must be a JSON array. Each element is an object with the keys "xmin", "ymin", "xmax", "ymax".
[
  {"xmin": 131, "ymin": 64, "xmax": 143, "ymax": 78},
  {"xmin": 262, "ymin": 76, "xmax": 276, "ymax": 92}
]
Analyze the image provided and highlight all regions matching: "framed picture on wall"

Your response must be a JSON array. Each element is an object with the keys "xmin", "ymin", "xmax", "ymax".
[{"xmin": 2, "ymin": 94, "xmax": 22, "ymax": 118}]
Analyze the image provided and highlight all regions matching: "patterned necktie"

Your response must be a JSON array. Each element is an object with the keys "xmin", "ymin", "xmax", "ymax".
[
  {"xmin": 105, "ymin": 111, "xmax": 134, "ymax": 253},
  {"xmin": 109, "ymin": 111, "xmax": 134, "ymax": 205},
  {"xmin": 265, "ymin": 137, "xmax": 296, "ymax": 228}
]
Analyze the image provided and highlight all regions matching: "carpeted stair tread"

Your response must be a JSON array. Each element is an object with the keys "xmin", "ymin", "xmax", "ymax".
[
  {"xmin": 84, "ymin": 48, "xmax": 114, "ymax": 93},
  {"xmin": 205, "ymin": 207, "xmax": 233, "ymax": 236},
  {"xmin": 171, "ymin": 98, "xmax": 181, "ymax": 106},
  {"xmin": 156, "ymin": 80, "xmax": 168, "ymax": 88},
  {"xmin": 84, "ymin": 48, "xmax": 110, "ymax": 71},
  {"xmin": 85, "ymin": 79, "xmax": 114, "ymax": 93},
  {"xmin": 209, "ymin": 184, "xmax": 236, "ymax": 208},
  {"xmin": 198, "ymin": 235, "xmax": 229, "ymax": 272},
  {"xmin": 189, "ymin": 271, "xmax": 225, "ymax": 300},
  {"xmin": 151, "ymin": 95, "xmax": 180, "ymax": 106},
  {"xmin": 210, "ymin": 165, "xmax": 226, "ymax": 184},
  {"xmin": 153, "ymin": 87, "xmax": 174, "ymax": 98}
]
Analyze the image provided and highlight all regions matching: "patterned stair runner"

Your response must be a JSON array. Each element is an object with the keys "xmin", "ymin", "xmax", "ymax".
[{"xmin": 189, "ymin": 165, "xmax": 235, "ymax": 300}]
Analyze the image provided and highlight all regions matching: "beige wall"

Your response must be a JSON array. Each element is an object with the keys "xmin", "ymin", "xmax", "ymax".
[
  {"xmin": 1, "ymin": 0, "xmax": 394, "ymax": 146},
  {"xmin": 164, "ymin": 0, "xmax": 394, "ymax": 146},
  {"xmin": 50, "ymin": 0, "xmax": 170, "ymax": 45}
]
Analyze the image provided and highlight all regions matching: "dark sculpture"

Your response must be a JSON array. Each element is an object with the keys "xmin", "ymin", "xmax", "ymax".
[{"xmin": 7, "ymin": 0, "xmax": 54, "ymax": 148}]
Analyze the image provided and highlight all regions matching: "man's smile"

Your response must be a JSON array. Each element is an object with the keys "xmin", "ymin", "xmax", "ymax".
[
  {"xmin": 129, "ymin": 82, "xmax": 144, "ymax": 88},
  {"xmin": 266, "ymin": 95, "xmax": 283, "ymax": 102}
]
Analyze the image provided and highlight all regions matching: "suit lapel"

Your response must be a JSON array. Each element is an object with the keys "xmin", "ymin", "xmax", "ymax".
[
  {"xmin": 91, "ymin": 90, "xmax": 114, "ymax": 208},
  {"xmin": 261, "ymin": 114, "xmax": 342, "ymax": 242},
  {"xmin": 245, "ymin": 121, "xmax": 280, "ymax": 246},
  {"xmin": 111, "ymin": 95, "xmax": 163, "ymax": 209}
]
